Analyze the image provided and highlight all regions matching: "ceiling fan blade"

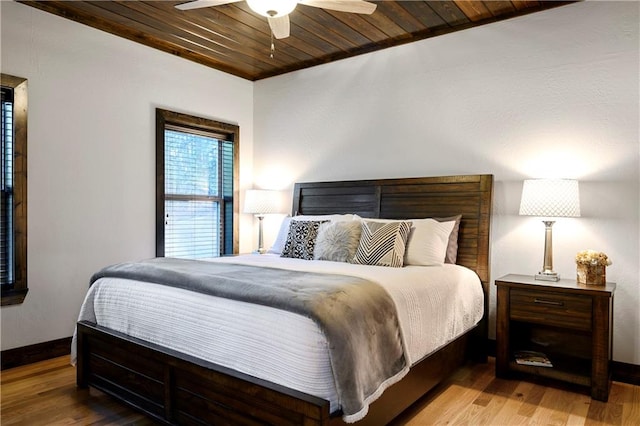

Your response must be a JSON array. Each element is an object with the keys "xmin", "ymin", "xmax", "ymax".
[
  {"xmin": 268, "ymin": 15, "xmax": 290, "ymax": 39},
  {"xmin": 299, "ymin": 0, "xmax": 376, "ymax": 14},
  {"xmin": 175, "ymin": 0, "xmax": 241, "ymax": 11}
]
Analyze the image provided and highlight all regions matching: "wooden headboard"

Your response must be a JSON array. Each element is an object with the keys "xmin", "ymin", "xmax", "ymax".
[{"xmin": 292, "ymin": 174, "xmax": 493, "ymax": 285}]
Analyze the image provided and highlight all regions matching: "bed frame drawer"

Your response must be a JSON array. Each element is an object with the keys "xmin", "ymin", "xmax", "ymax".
[
  {"xmin": 510, "ymin": 288, "xmax": 592, "ymax": 331},
  {"xmin": 86, "ymin": 337, "xmax": 166, "ymax": 418}
]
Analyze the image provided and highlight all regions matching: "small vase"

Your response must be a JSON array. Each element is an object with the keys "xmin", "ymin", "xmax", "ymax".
[{"xmin": 576, "ymin": 264, "xmax": 606, "ymax": 286}]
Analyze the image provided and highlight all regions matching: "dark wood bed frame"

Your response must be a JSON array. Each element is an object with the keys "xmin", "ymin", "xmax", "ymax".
[{"xmin": 76, "ymin": 174, "xmax": 493, "ymax": 425}]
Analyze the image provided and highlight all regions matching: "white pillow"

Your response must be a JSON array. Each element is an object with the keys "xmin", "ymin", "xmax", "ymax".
[
  {"xmin": 268, "ymin": 214, "xmax": 359, "ymax": 254},
  {"xmin": 404, "ymin": 219, "xmax": 456, "ymax": 266}
]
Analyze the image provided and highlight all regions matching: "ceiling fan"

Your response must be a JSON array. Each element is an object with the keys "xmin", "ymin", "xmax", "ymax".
[{"xmin": 175, "ymin": 0, "xmax": 377, "ymax": 39}]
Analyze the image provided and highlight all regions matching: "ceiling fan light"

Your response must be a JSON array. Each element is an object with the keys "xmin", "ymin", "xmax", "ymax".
[{"xmin": 246, "ymin": 0, "xmax": 298, "ymax": 17}]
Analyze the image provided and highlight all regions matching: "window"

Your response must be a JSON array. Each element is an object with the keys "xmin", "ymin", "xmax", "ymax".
[
  {"xmin": 156, "ymin": 109, "xmax": 238, "ymax": 258},
  {"xmin": 1, "ymin": 74, "xmax": 27, "ymax": 306}
]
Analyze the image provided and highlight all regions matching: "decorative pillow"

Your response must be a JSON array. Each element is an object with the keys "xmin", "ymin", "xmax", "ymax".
[
  {"xmin": 314, "ymin": 221, "xmax": 362, "ymax": 262},
  {"xmin": 268, "ymin": 214, "xmax": 358, "ymax": 254},
  {"xmin": 404, "ymin": 219, "xmax": 456, "ymax": 266},
  {"xmin": 362, "ymin": 215, "xmax": 462, "ymax": 264},
  {"xmin": 268, "ymin": 216, "xmax": 292, "ymax": 254},
  {"xmin": 434, "ymin": 215, "xmax": 462, "ymax": 264},
  {"xmin": 280, "ymin": 220, "xmax": 327, "ymax": 260},
  {"xmin": 352, "ymin": 220, "xmax": 412, "ymax": 267}
]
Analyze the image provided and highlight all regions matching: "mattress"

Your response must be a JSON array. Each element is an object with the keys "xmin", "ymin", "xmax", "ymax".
[{"xmin": 72, "ymin": 254, "xmax": 483, "ymax": 415}]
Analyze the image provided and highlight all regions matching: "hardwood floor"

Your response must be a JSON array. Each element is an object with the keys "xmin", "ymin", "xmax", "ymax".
[
  {"xmin": 1, "ymin": 356, "xmax": 638, "ymax": 425},
  {"xmin": 392, "ymin": 358, "xmax": 640, "ymax": 426},
  {"xmin": 0, "ymin": 356, "xmax": 154, "ymax": 425}
]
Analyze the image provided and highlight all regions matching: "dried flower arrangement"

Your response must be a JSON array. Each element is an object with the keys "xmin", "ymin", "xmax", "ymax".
[
  {"xmin": 575, "ymin": 250, "xmax": 613, "ymax": 266},
  {"xmin": 576, "ymin": 250, "xmax": 611, "ymax": 286}
]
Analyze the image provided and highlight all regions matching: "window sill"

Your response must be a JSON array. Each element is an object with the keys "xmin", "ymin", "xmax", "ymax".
[{"xmin": 1, "ymin": 288, "xmax": 28, "ymax": 306}]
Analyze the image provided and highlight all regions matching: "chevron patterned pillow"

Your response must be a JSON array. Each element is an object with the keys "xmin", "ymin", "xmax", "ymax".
[{"xmin": 352, "ymin": 220, "xmax": 412, "ymax": 267}]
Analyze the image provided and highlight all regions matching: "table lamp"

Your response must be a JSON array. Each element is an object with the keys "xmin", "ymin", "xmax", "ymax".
[
  {"xmin": 519, "ymin": 178, "xmax": 581, "ymax": 281},
  {"xmin": 244, "ymin": 189, "xmax": 282, "ymax": 254}
]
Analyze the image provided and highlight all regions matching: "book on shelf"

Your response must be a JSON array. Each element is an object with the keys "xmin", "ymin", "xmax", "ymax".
[{"xmin": 514, "ymin": 350, "xmax": 553, "ymax": 367}]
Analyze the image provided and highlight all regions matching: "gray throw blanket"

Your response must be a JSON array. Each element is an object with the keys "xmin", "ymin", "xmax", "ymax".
[{"xmin": 90, "ymin": 257, "xmax": 407, "ymax": 422}]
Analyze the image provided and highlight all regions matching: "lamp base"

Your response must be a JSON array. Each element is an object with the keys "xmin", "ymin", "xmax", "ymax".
[
  {"xmin": 252, "ymin": 248, "xmax": 267, "ymax": 255},
  {"xmin": 535, "ymin": 271, "xmax": 560, "ymax": 282}
]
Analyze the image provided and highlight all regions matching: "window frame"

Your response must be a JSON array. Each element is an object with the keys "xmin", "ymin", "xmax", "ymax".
[
  {"xmin": 1, "ymin": 74, "xmax": 28, "ymax": 306},
  {"xmin": 155, "ymin": 108, "xmax": 239, "ymax": 257}
]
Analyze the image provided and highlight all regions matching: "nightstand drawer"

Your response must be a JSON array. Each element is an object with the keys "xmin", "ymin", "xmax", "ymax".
[{"xmin": 510, "ymin": 288, "xmax": 592, "ymax": 331}]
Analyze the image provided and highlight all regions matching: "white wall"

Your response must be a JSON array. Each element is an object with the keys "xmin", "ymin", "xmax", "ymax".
[
  {"xmin": 0, "ymin": 1, "xmax": 254, "ymax": 350},
  {"xmin": 254, "ymin": 1, "xmax": 640, "ymax": 364}
]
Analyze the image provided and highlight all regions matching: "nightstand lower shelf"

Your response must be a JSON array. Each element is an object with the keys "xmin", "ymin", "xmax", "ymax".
[{"xmin": 507, "ymin": 357, "xmax": 591, "ymax": 387}]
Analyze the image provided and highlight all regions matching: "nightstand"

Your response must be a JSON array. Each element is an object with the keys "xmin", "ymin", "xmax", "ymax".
[{"xmin": 495, "ymin": 274, "xmax": 615, "ymax": 401}]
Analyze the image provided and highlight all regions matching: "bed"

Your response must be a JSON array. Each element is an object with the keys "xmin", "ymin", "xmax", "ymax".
[{"xmin": 75, "ymin": 174, "xmax": 493, "ymax": 425}]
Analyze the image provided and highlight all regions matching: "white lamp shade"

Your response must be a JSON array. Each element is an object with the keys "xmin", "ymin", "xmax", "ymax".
[
  {"xmin": 244, "ymin": 189, "xmax": 282, "ymax": 215},
  {"xmin": 246, "ymin": 0, "xmax": 298, "ymax": 17},
  {"xmin": 519, "ymin": 179, "xmax": 581, "ymax": 217}
]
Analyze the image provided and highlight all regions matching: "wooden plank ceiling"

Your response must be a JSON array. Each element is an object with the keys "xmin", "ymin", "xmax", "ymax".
[{"xmin": 19, "ymin": 1, "xmax": 575, "ymax": 81}]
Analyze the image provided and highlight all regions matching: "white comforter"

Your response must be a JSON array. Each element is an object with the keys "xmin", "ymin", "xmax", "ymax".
[{"xmin": 72, "ymin": 255, "xmax": 483, "ymax": 418}]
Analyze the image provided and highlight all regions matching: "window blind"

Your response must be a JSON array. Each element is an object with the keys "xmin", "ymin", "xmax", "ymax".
[
  {"xmin": 163, "ymin": 129, "xmax": 233, "ymax": 259},
  {"xmin": 1, "ymin": 87, "xmax": 14, "ymax": 286},
  {"xmin": 222, "ymin": 141, "xmax": 234, "ymax": 254}
]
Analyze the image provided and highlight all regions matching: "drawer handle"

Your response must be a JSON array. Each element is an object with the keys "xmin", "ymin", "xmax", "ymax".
[{"xmin": 534, "ymin": 298, "xmax": 564, "ymax": 307}]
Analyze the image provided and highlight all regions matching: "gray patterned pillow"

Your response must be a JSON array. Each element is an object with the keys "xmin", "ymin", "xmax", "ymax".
[
  {"xmin": 280, "ymin": 220, "xmax": 327, "ymax": 260},
  {"xmin": 352, "ymin": 220, "xmax": 412, "ymax": 267},
  {"xmin": 314, "ymin": 221, "xmax": 362, "ymax": 262}
]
